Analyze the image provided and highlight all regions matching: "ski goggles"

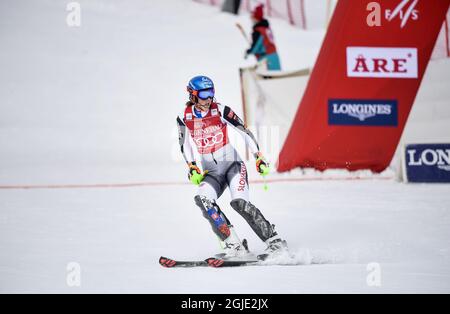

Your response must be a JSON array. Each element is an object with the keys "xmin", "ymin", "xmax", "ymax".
[{"xmin": 188, "ymin": 87, "xmax": 215, "ymax": 100}]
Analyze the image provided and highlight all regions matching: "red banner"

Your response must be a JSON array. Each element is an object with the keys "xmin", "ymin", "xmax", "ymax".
[{"xmin": 278, "ymin": 0, "xmax": 450, "ymax": 172}]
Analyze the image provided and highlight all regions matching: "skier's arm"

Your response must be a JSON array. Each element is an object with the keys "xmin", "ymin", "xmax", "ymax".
[
  {"xmin": 246, "ymin": 31, "xmax": 264, "ymax": 56},
  {"xmin": 176, "ymin": 116, "xmax": 195, "ymax": 165},
  {"xmin": 177, "ymin": 115, "xmax": 208, "ymax": 184},
  {"xmin": 220, "ymin": 105, "xmax": 269, "ymax": 175},
  {"xmin": 220, "ymin": 105, "xmax": 260, "ymax": 157}
]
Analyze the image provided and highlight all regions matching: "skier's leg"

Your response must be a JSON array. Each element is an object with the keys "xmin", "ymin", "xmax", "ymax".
[
  {"xmin": 194, "ymin": 179, "xmax": 248, "ymax": 257},
  {"xmin": 196, "ymin": 178, "xmax": 219, "ymax": 201},
  {"xmin": 230, "ymin": 199, "xmax": 278, "ymax": 242},
  {"xmin": 227, "ymin": 161, "xmax": 285, "ymax": 249},
  {"xmin": 226, "ymin": 161, "xmax": 250, "ymax": 202},
  {"xmin": 194, "ymin": 179, "xmax": 230, "ymax": 241},
  {"xmin": 230, "ymin": 197, "xmax": 288, "ymax": 256}
]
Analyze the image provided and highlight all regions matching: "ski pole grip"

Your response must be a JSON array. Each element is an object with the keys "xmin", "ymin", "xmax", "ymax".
[
  {"xmin": 260, "ymin": 164, "xmax": 270, "ymax": 177},
  {"xmin": 190, "ymin": 170, "xmax": 209, "ymax": 185}
]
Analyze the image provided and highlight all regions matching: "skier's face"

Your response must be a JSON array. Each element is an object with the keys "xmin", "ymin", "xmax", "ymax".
[{"xmin": 196, "ymin": 97, "xmax": 212, "ymax": 111}]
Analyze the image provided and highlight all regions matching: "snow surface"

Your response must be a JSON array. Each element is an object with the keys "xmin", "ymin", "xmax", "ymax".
[{"xmin": 0, "ymin": 0, "xmax": 450, "ymax": 293}]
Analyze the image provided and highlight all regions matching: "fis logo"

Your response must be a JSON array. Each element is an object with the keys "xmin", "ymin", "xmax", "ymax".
[
  {"xmin": 328, "ymin": 99, "xmax": 398, "ymax": 126},
  {"xmin": 367, "ymin": 0, "xmax": 419, "ymax": 28},
  {"xmin": 347, "ymin": 47, "xmax": 418, "ymax": 79},
  {"xmin": 405, "ymin": 144, "xmax": 450, "ymax": 183}
]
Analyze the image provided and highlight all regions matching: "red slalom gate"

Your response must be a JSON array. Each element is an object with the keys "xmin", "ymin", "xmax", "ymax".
[{"xmin": 278, "ymin": 0, "xmax": 450, "ymax": 173}]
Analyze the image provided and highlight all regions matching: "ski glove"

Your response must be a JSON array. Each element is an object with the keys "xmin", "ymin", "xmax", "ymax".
[
  {"xmin": 188, "ymin": 163, "xmax": 208, "ymax": 185},
  {"xmin": 255, "ymin": 153, "xmax": 270, "ymax": 176}
]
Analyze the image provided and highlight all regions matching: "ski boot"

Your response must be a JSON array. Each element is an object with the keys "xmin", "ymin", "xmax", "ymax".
[
  {"xmin": 216, "ymin": 228, "xmax": 256, "ymax": 261},
  {"xmin": 257, "ymin": 235, "xmax": 289, "ymax": 261}
]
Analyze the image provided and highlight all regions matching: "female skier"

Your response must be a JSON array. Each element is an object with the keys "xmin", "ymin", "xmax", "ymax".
[{"xmin": 176, "ymin": 75, "xmax": 287, "ymax": 260}]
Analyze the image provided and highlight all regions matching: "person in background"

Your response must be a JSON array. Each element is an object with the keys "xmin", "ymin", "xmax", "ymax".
[
  {"xmin": 176, "ymin": 75, "xmax": 288, "ymax": 260},
  {"xmin": 245, "ymin": 4, "xmax": 281, "ymax": 71}
]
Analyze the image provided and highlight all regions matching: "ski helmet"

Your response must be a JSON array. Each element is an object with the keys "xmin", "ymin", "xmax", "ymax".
[{"xmin": 187, "ymin": 76, "xmax": 215, "ymax": 102}]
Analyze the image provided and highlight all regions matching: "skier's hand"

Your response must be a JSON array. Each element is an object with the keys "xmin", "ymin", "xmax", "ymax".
[
  {"xmin": 188, "ymin": 163, "xmax": 207, "ymax": 185},
  {"xmin": 255, "ymin": 152, "xmax": 270, "ymax": 176}
]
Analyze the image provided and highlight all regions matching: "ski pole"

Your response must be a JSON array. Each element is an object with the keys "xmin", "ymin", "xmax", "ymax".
[{"xmin": 235, "ymin": 22, "xmax": 251, "ymax": 44}]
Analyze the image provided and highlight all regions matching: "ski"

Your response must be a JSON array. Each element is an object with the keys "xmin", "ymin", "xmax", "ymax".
[
  {"xmin": 159, "ymin": 256, "xmax": 259, "ymax": 268},
  {"xmin": 205, "ymin": 257, "xmax": 259, "ymax": 267},
  {"xmin": 159, "ymin": 256, "xmax": 208, "ymax": 268}
]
